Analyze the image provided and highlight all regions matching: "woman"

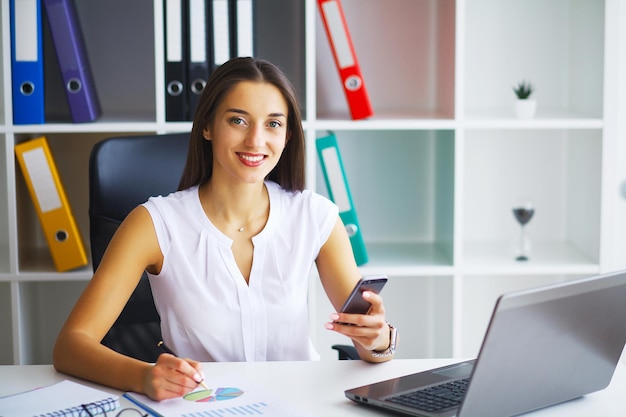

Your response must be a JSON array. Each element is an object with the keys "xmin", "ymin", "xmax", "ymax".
[{"xmin": 53, "ymin": 57, "xmax": 396, "ymax": 401}]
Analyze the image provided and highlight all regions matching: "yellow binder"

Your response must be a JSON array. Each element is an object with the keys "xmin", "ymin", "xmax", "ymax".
[{"xmin": 15, "ymin": 136, "xmax": 87, "ymax": 272}]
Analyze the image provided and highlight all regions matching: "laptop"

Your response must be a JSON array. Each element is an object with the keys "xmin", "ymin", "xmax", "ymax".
[{"xmin": 345, "ymin": 270, "xmax": 626, "ymax": 417}]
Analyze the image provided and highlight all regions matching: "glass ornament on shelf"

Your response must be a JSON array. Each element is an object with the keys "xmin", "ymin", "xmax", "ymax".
[{"xmin": 512, "ymin": 201, "xmax": 535, "ymax": 261}]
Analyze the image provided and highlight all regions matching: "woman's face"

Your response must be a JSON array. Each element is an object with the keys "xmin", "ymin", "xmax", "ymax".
[{"xmin": 204, "ymin": 81, "xmax": 289, "ymax": 186}]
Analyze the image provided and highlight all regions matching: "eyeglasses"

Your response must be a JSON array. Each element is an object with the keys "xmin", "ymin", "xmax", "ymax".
[{"xmin": 80, "ymin": 402, "xmax": 148, "ymax": 417}]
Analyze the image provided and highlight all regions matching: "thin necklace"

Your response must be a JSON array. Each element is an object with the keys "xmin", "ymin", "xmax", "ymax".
[
  {"xmin": 237, "ymin": 211, "xmax": 264, "ymax": 232},
  {"xmin": 201, "ymin": 183, "xmax": 267, "ymax": 234},
  {"xmin": 237, "ymin": 192, "xmax": 269, "ymax": 233}
]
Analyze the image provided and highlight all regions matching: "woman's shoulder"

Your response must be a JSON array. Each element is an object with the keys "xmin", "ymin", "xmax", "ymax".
[
  {"xmin": 266, "ymin": 182, "xmax": 337, "ymax": 223},
  {"xmin": 266, "ymin": 181, "xmax": 333, "ymax": 207},
  {"xmin": 145, "ymin": 186, "xmax": 198, "ymax": 207}
]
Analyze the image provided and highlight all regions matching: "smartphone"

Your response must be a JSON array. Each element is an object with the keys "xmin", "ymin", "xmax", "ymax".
[{"xmin": 339, "ymin": 275, "xmax": 388, "ymax": 315}]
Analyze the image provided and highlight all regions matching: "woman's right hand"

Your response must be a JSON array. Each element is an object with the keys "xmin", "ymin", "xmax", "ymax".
[{"xmin": 143, "ymin": 353, "xmax": 206, "ymax": 400}]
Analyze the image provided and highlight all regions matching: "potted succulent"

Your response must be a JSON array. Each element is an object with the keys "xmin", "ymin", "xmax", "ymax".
[{"xmin": 513, "ymin": 80, "xmax": 537, "ymax": 119}]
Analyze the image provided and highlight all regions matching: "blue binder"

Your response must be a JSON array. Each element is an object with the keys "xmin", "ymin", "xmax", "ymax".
[
  {"xmin": 316, "ymin": 132, "xmax": 368, "ymax": 265},
  {"xmin": 10, "ymin": 0, "xmax": 45, "ymax": 125}
]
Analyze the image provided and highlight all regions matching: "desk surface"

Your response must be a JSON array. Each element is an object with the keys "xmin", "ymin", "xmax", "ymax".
[{"xmin": 1, "ymin": 359, "xmax": 625, "ymax": 416}]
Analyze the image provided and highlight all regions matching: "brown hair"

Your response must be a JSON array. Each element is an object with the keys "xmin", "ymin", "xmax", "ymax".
[{"xmin": 178, "ymin": 57, "xmax": 305, "ymax": 191}]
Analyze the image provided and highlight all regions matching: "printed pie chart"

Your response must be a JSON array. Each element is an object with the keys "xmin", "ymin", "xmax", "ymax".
[{"xmin": 184, "ymin": 387, "xmax": 244, "ymax": 402}]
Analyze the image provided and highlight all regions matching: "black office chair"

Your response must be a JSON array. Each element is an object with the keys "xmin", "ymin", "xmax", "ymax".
[
  {"xmin": 89, "ymin": 133, "xmax": 359, "ymax": 361},
  {"xmin": 89, "ymin": 133, "xmax": 190, "ymax": 362},
  {"xmin": 332, "ymin": 344, "xmax": 359, "ymax": 360}
]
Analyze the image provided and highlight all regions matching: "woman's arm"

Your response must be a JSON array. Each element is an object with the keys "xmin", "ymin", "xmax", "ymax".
[
  {"xmin": 53, "ymin": 206, "xmax": 203, "ymax": 399},
  {"xmin": 315, "ymin": 218, "xmax": 396, "ymax": 362}
]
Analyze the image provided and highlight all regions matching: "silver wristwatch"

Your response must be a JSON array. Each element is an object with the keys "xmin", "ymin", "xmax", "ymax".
[{"xmin": 371, "ymin": 322, "xmax": 397, "ymax": 358}]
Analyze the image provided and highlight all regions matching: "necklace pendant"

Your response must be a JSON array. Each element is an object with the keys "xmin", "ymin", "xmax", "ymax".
[{"xmin": 238, "ymin": 227, "xmax": 244, "ymax": 232}]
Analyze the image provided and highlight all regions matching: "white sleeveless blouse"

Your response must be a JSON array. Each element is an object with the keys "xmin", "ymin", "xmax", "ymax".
[{"xmin": 142, "ymin": 181, "xmax": 338, "ymax": 362}]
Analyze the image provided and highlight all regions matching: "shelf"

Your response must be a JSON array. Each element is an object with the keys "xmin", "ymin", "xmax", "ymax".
[
  {"xmin": 462, "ymin": 111, "xmax": 604, "ymax": 129},
  {"xmin": 312, "ymin": 117, "xmax": 457, "ymax": 131},
  {"xmin": 15, "ymin": 281, "xmax": 89, "ymax": 364},
  {"xmin": 358, "ymin": 242, "xmax": 454, "ymax": 276},
  {"xmin": 15, "ymin": 246, "xmax": 92, "ymax": 278},
  {"xmin": 315, "ymin": 0, "xmax": 455, "ymax": 120},
  {"xmin": 462, "ymin": 241, "xmax": 599, "ymax": 276},
  {"xmin": 0, "ymin": 270, "xmax": 92, "ymax": 283},
  {"xmin": 44, "ymin": 0, "xmax": 157, "ymax": 124},
  {"xmin": 316, "ymin": 129, "xmax": 455, "ymax": 248},
  {"xmin": 1, "ymin": 0, "xmax": 622, "ymax": 364},
  {"xmin": 462, "ymin": 129, "xmax": 602, "ymax": 266},
  {"xmin": 313, "ymin": 114, "xmax": 603, "ymax": 131},
  {"xmin": 464, "ymin": 0, "xmax": 604, "ymax": 119},
  {"xmin": 356, "ymin": 240, "xmax": 600, "ymax": 277},
  {"xmin": 14, "ymin": 133, "xmax": 102, "ymax": 275},
  {"xmin": 9, "ymin": 119, "xmax": 163, "ymax": 134}
]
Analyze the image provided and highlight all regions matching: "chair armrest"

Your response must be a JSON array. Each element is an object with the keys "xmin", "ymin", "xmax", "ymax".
[{"xmin": 332, "ymin": 344, "xmax": 360, "ymax": 360}]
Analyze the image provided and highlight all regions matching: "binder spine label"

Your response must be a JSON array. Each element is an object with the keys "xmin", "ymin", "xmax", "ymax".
[
  {"xmin": 166, "ymin": 0, "xmax": 183, "ymax": 62},
  {"xmin": 21, "ymin": 148, "xmax": 62, "ymax": 213},
  {"xmin": 189, "ymin": 0, "xmax": 207, "ymax": 64},
  {"xmin": 321, "ymin": 147, "xmax": 351, "ymax": 212},
  {"xmin": 213, "ymin": 0, "xmax": 231, "ymax": 66},
  {"xmin": 15, "ymin": 0, "xmax": 38, "ymax": 61},
  {"xmin": 320, "ymin": 1, "xmax": 354, "ymax": 69},
  {"xmin": 235, "ymin": 0, "xmax": 254, "ymax": 57}
]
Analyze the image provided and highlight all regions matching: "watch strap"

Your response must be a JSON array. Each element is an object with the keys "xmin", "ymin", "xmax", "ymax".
[{"xmin": 371, "ymin": 322, "xmax": 397, "ymax": 358}]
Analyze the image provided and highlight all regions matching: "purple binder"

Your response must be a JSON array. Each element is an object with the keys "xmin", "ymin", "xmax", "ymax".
[{"xmin": 43, "ymin": 0, "xmax": 101, "ymax": 123}]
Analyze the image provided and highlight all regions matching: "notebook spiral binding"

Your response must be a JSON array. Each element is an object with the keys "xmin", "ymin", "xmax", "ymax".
[{"xmin": 38, "ymin": 397, "xmax": 120, "ymax": 417}]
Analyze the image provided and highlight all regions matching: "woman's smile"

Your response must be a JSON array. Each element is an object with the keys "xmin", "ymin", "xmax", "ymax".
[{"xmin": 237, "ymin": 152, "xmax": 266, "ymax": 166}]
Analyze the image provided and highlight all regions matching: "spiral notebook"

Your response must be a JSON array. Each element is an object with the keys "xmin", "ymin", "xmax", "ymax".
[{"xmin": 0, "ymin": 380, "xmax": 119, "ymax": 417}]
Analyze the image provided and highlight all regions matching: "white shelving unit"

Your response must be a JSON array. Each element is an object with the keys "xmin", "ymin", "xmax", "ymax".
[
  {"xmin": 309, "ymin": 0, "xmax": 626, "ymax": 360},
  {"xmin": 1, "ymin": 0, "xmax": 625, "ymax": 365}
]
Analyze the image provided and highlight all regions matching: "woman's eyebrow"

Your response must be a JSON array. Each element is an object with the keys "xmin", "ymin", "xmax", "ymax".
[
  {"xmin": 226, "ymin": 108, "xmax": 286, "ymax": 118},
  {"xmin": 225, "ymin": 108, "xmax": 248, "ymax": 115}
]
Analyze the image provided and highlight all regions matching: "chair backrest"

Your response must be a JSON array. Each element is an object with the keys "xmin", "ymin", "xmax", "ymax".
[{"xmin": 89, "ymin": 133, "xmax": 189, "ymax": 362}]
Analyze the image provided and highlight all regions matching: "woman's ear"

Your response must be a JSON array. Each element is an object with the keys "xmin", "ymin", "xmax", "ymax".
[{"xmin": 202, "ymin": 128, "xmax": 211, "ymax": 141}]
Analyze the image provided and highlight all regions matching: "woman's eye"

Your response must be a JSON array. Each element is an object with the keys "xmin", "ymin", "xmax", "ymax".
[
  {"xmin": 268, "ymin": 120, "xmax": 282, "ymax": 128},
  {"xmin": 231, "ymin": 117, "xmax": 245, "ymax": 125}
]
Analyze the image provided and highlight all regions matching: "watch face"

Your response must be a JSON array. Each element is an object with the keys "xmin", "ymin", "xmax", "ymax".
[{"xmin": 388, "ymin": 324, "xmax": 398, "ymax": 352}]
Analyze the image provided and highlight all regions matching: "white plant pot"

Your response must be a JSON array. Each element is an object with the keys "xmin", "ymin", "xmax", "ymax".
[{"xmin": 515, "ymin": 99, "xmax": 537, "ymax": 119}]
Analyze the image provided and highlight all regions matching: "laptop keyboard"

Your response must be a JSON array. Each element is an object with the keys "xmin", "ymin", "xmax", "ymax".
[{"xmin": 386, "ymin": 378, "xmax": 469, "ymax": 412}]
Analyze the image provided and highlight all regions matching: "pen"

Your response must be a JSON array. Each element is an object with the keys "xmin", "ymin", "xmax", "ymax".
[{"xmin": 157, "ymin": 340, "xmax": 210, "ymax": 391}]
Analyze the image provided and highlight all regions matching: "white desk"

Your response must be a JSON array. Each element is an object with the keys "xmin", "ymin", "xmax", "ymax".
[{"xmin": 1, "ymin": 359, "xmax": 625, "ymax": 416}]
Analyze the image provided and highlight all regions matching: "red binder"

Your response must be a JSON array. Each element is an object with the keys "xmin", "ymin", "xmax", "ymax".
[{"xmin": 317, "ymin": 0, "xmax": 373, "ymax": 120}]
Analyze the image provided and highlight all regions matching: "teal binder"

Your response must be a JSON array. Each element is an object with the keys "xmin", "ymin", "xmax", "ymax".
[{"xmin": 316, "ymin": 132, "xmax": 368, "ymax": 265}]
